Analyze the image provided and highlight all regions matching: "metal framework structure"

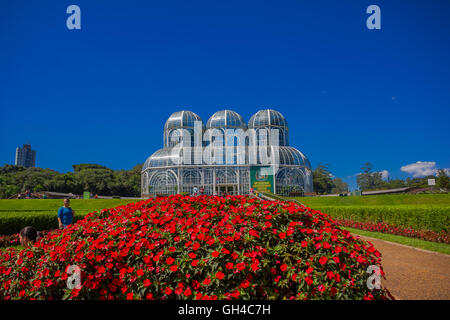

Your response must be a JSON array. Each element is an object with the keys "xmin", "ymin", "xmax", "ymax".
[{"xmin": 142, "ymin": 109, "xmax": 313, "ymax": 197}]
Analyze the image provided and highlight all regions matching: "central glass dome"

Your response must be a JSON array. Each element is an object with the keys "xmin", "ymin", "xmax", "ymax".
[{"xmin": 206, "ymin": 110, "xmax": 247, "ymax": 129}]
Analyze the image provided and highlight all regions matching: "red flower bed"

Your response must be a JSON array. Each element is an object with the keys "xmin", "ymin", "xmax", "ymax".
[
  {"xmin": 0, "ymin": 234, "xmax": 20, "ymax": 248},
  {"xmin": 0, "ymin": 195, "xmax": 393, "ymax": 300},
  {"xmin": 0, "ymin": 231, "xmax": 49, "ymax": 248},
  {"xmin": 336, "ymin": 219, "xmax": 450, "ymax": 244}
]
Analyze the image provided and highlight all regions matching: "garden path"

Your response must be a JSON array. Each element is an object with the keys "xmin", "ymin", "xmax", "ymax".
[{"xmin": 355, "ymin": 234, "xmax": 450, "ymax": 300}]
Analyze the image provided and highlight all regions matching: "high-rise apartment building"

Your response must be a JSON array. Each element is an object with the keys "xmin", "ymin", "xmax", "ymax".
[{"xmin": 15, "ymin": 144, "xmax": 36, "ymax": 167}]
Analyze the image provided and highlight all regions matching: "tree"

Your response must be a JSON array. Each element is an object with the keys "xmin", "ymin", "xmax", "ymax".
[
  {"xmin": 313, "ymin": 164, "xmax": 335, "ymax": 194},
  {"xmin": 331, "ymin": 178, "xmax": 349, "ymax": 194},
  {"xmin": 436, "ymin": 169, "xmax": 450, "ymax": 189},
  {"xmin": 0, "ymin": 163, "xmax": 143, "ymax": 198},
  {"xmin": 356, "ymin": 162, "xmax": 384, "ymax": 191}
]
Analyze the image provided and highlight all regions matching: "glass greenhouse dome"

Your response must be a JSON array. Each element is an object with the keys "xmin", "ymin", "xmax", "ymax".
[{"xmin": 141, "ymin": 109, "xmax": 313, "ymax": 197}]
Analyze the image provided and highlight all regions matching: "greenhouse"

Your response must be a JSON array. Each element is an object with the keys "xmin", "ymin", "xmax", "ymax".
[{"xmin": 141, "ymin": 109, "xmax": 313, "ymax": 197}]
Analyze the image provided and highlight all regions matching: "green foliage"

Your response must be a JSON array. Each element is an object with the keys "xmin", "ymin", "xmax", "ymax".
[
  {"xmin": 354, "ymin": 162, "xmax": 448, "ymax": 191},
  {"xmin": 0, "ymin": 199, "xmax": 137, "ymax": 234},
  {"xmin": 0, "ymin": 212, "xmax": 87, "ymax": 235},
  {"xmin": 343, "ymin": 227, "xmax": 450, "ymax": 255},
  {"xmin": 294, "ymin": 194, "xmax": 450, "ymax": 207},
  {"xmin": 331, "ymin": 178, "xmax": 348, "ymax": 194},
  {"xmin": 312, "ymin": 164, "xmax": 334, "ymax": 194},
  {"xmin": 356, "ymin": 163, "xmax": 385, "ymax": 191},
  {"xmin": 312, "ymin": 164, "xmax": 348, "ymax": 195},
  {"xmin": 286, "ymin": 194, "xmax": 450, "ymax": 233},
  {"xmin": 316, "ymin": 206, "xmax": 449, "ymax": 233},
  {"xmin": 72, "ymin": 164, "xmax": 109, "ymax": 172},
  {"xmin": 0, "ymin": 164, "xmax": 143, "ymax": 198},
  {"xmin": 437, "ymin": 169, "xmax": 450, "ymax": 189}
]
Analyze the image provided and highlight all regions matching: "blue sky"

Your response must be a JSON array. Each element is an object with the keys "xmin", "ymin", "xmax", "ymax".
[{"xmin": 1, "ymin": 0, "xmax": 449, "ymax": 190}]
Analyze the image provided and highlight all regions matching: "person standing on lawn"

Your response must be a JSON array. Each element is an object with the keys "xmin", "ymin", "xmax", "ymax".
[{"xmin": 57, "ymin": 198, "xmax": 74, "ymax": 229}]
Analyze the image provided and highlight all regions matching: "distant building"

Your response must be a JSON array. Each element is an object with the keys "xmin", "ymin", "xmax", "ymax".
[{"xmin": 15, "ymin": 144, "xmax": 36, "ymax": 167}]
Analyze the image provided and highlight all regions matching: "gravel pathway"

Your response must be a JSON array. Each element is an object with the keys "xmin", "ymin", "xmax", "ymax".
[{"xmin": 355, "ymin": 235, "xmax": 450, "ymax": 300}]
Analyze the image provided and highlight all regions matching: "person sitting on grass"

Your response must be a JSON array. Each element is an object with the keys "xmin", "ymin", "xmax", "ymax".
[
  {"xmin": 57, "ymin": 198, "xmax": 74, "ymax": 229},
  {"xmin": 19, "ymin": 226, "xmax": 38, "ymax": 248}
]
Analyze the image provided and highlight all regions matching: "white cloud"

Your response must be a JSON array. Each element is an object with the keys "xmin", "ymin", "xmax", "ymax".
[
  {"xmin": 379, "ymin": 170, "xmax": 389, "ymax": 180},
  {"xmin": 400, "ymin": 161, "xmax": 439, "ymax": 177}
]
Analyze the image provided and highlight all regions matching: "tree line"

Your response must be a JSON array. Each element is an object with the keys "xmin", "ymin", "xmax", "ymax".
[
  {"xmin": 312, "ymin": 162, "xmax": 450, "ymax": 194},
  {"xmin": 356, "ymin": 162, "xmax": 449, "ymax": 192},
  {"xmin": 0, "ymin": 164, "xmax": 142, "ymax": 199},
  {"xmin": 1, "ymin": 161, "xmax": 448, "ymax": 198}
]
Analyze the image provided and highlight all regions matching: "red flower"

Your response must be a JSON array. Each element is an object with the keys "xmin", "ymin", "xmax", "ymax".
[
  {"xmin": 184, "ymin": 288, "xmax": 192, "ymax": 297},
  {"xmin": 305, "ymin": 277, "xmax": 313, "ymax": 285},
  {"xmin": 216, "ymin": 271, "xmax": 224, "ymax": 280},
  {"xmin": 319, "ymin": 256, "xmax": 328, "ymax": 265},
  {"xmin": 279, "ymin": 232, "xmax": 286, "ymax": 239},
  {"xmin": 32, "ymin": 279, "xmax": 42, "ymax": 288},
  {"xmin": 280, "ymin": 264, "xmax": 287, "ymax": 271},
  {"xmin": 166, "ymin": 257, "xmax": 175, "ymax": 265},
  {"xmin": 241, "ymin": 280, "xmax": 249, "ymax": 288},
  {"xmin": 236, "ymin": 262, "xmax": 246, "ymax": 271},
  {"xmin": 170, "ymin": 265, "xmax": 178, "ymax": 272}
]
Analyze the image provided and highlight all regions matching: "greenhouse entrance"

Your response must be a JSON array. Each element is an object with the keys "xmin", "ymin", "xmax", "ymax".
[{"xmin": 216, "ymin": 185, "xmax": 237, "ymax": 195}]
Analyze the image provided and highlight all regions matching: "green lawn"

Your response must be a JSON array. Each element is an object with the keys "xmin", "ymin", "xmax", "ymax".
[
  {"xmin": 0, "ymin": 199, "xmax": 144, "ymax": 235},
  {"xmin": 291, "ymin": 193, "xmax": 450, "ymax": 207},
  {"xmin": 267, "ymin": 193, "xmax": 450, "ymax": 233},
  {"xmin": 0, "ymin": 199, "xmax": 139, "ymax": 214},
  {"xmin": 344, "ymin": 227, "xmax": 450, "ymax": 255}
]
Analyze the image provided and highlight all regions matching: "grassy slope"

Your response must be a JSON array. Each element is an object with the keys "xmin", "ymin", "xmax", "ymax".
[
  {"xmin": 291, "ymin": 194, "xmax": 450, "ymax": 207},
  {"xmin": 344, "ymin": 227, "xmax": 450, "ymax": 255},
  {"xmin": 0, "ymin": 199, "xmax": 139, "ymax": 213}
]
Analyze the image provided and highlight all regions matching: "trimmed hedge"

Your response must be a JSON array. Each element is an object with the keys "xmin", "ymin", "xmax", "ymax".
[
  {"xmin": 1, "ymin": 203, "xmax": 449, "ymax": 236},
  {"xmin": 311, "ymin": 206, "xmax": 449, "ymax": 233},
  {"xmin": 292, "ymin": 194, "xmax": 450, "ymax": 207},
  {"xmin": 0, "ymin": 212, "xmax": 88, "ymax": 235}
]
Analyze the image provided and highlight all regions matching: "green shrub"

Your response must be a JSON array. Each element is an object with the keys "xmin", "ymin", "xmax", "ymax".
[
  {"xmin": 0, "ymin": 212, "xmax": 88, "ymax": 235},
  {"xmin": 312, "ymin": 206, "xmax": 449, "ymax": 233},
  {"xmin": 292, "ymin": 194, "xmax": 450, "ymax": 207}
]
